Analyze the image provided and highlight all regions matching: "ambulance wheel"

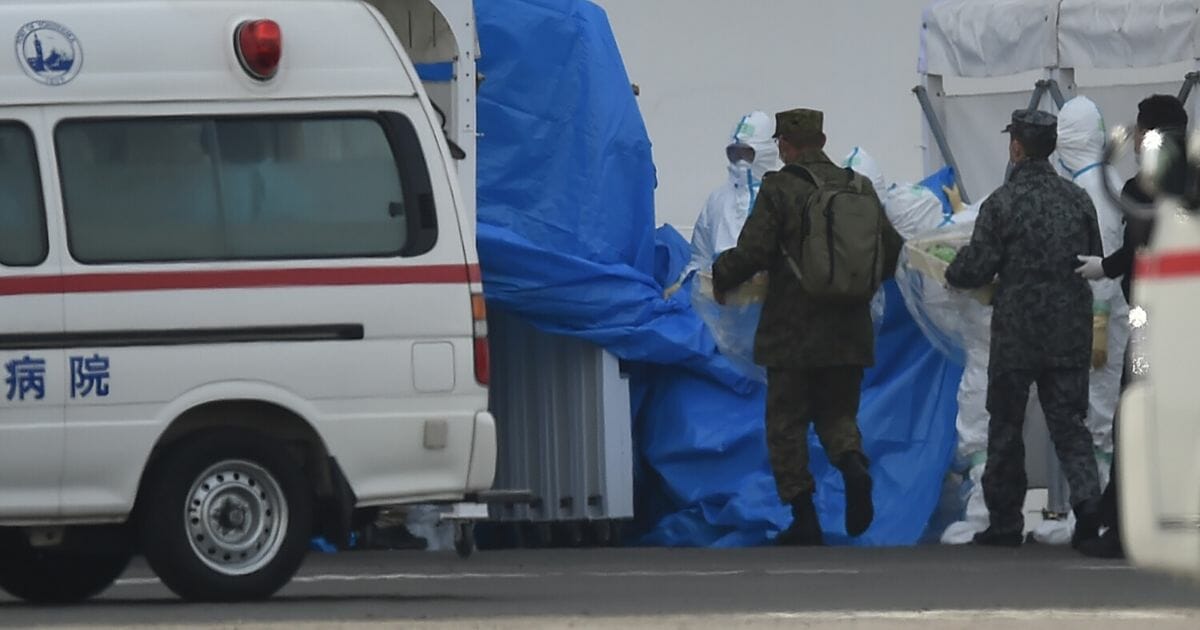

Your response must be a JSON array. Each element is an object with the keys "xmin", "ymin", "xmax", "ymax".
[
  {"xmin": 0, "ymin": 527, "xmax": 132, "ymax": 604},
  {"xmin": 139, "ymin": 430, "xmax": 313, "ymax": 602}
]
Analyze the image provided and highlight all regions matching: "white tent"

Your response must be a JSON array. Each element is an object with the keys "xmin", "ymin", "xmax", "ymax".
[
  {"xmin": 917, "ymin": 0, "xmax": 1200, "ymax": 202},
  {"xmin": 914, "ymin": 0, "xmax": 1198, "ymax": 514},
  {"xmin": 922, "ymin": 0, "xmax": 1200, "ymax": 79}
]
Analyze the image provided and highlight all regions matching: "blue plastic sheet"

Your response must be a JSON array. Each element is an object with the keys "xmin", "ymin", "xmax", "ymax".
[
  {"xmin": 635, "ymin": 233, "xmax": 962, "ymax": 546},
  {"xmin": 473, "ymin": 0, "xmax": 961, "ymax": 546},
  {"xmin": 474, "ymin": 0, "xmax": 753, "ymax": 394},
  {"xmin": 920, "ymin": 166, "xmax": 958, "ymax": 217}
]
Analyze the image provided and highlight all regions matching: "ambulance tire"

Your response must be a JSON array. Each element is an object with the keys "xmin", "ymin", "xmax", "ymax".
[
  {"xmin": 0, "ymin": 528, "xmax": 132, "ymax": 604},
  {"xmin": 139, "ymin": 429, "xmax": 313, "ymax": 602}
]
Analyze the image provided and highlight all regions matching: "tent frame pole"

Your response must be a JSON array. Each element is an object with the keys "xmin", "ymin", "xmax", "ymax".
[{"xmin": 914, "ymin": 75, "xmax": 971, "ymax": 203}]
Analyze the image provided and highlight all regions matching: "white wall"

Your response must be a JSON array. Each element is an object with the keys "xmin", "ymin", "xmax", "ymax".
[{"xmin": 593, "ymin": 0, "xmax": 932, "ymax": 236}]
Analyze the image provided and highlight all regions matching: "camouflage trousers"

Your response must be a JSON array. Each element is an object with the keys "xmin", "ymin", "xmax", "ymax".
[
  {"xmin": 984, "ymin": 368, "xmax": 1101, "ymax": 534},
  {"xmin": 766, "ymin": 367, "xmax": 865, "ymax": 503}
]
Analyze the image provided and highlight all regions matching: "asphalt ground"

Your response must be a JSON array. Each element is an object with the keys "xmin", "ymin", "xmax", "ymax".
[{"xmin": 2, "ymin": 545, "xmax": 1198, "ymax": 629}]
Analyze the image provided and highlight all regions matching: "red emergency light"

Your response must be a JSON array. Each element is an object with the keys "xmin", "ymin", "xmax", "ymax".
[{"xmin": 235, "ymin": 19, "xmax": 282, "ymax": 81}]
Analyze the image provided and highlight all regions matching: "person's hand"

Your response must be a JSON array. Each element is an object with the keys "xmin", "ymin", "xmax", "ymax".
[
  {"xmin": 1076, "ymin": 255, "xmax": 1105, "ymax": 281},
  {"xmin": 942, "ymin": 184, "xmax": 965, "ymax": 214}
]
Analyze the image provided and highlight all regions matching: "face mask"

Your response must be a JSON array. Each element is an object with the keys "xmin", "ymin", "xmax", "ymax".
[{"xmin": 727, "ymin": 160, "xmax": 760, "ymax": 212}]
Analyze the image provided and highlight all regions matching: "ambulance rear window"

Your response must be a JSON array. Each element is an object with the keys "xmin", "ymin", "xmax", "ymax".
[
  {"xmin": 0, "ymin": 123, "xmax": 48, "ymax": 267},
  {"xmin": 55, "ymin": 114, "xmax": 435, "ymax": 263}
]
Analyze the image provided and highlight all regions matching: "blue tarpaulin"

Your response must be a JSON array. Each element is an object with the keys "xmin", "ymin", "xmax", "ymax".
[
  {"xmin": 920, "ymin": 166, "xmax": 959, "ymax": 219},
  {"xmin": 473, "ymin": 0, "xmax": 962, "ymax": 546}
]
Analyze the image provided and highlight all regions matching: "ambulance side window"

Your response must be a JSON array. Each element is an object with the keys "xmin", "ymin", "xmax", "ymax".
[
  {"xmin": 55, "ymin": 114, "xmax": 436, "ymax": 264},
  {"xmin": 0, "ymin": 123, "xmax": 48, "ymax": 267}
]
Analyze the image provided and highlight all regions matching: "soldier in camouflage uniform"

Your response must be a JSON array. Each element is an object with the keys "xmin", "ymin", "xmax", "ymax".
[
  {"xmin": 945, "ymin": 110, "xmax": 1105, "ymax": 547},
  {"xmin": 713, "ymin": 109, "xmax": 903, "ymax": 546}
]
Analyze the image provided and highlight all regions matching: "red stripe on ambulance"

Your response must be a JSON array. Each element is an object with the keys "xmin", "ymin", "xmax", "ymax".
[
  {"xmin": 1136, "ymin": 251, "xmax": 1200, "ymax": 280},
  {"xmin": 0, "ymin": 264, "xmax": 481, "ymax": 296}
]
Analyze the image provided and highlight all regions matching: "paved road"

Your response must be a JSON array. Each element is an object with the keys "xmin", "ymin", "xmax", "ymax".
[{"xmin": 1, "ymin": 545, "xmax": 1198, "ymax": 628}]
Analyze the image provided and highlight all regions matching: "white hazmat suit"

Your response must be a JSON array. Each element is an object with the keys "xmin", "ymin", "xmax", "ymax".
[
  {"xmin": 1054, "ymin": 95, "xmax": 1130, "ymax": 464},
  {"xmin": 891, "ymin": 200, "xmax": 994, "ymax": 546},
  {"xmin": 673, "ymin": 112, "xmax": 782, "ymax": 381},
  {"xmin": 680, "ymin": 111, "xmax": 782, "ymax": 279}
]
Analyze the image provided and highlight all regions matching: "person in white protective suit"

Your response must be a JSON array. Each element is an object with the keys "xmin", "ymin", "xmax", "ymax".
[
  {"xmin": 666, "ymin": 111, "xmax": 782, "ymax": 295},
  {"xmin": 840, "ymin": 147, "xmax": 1003, "ymax": 546},
  {"xmin": 854, "ymin": 159, "xmax": 994, "ymax": 546},
  {"xmin": 843, "ymin": 146, "xmax": 952, "ymax": 240},
  {"xmin": 1020, "ymin": 96, "xmax": 1131, "ymax": 546},
  {"xmin": 934, "ymin": 215, "xmax": 996, "ymax": 545}
]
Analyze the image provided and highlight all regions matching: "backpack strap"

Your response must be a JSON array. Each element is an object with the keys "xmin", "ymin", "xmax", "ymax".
[
  {"xmin": 778, "ymin": 164, "xmax": 823, "ymax": 284},
  {"xmin": 844, "ymin": 166, "xmax": 866, "ymax": 193}
]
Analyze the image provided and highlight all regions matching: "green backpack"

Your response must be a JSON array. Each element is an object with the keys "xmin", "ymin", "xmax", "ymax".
[{"xmin": 778, "ymin": 164, "xmax": 885, "ymax": 303}]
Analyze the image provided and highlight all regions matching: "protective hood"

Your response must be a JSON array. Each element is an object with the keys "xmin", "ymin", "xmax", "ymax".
[
  {"xmin": 682, "ymin": 112, "xmax": 781, "ymax": 277},
  {"xmin": 1055, "ymin": 96, "xmax": 1106, "ymax": 178},
  {"xmin": 728, "ymin": 111, "xmax": 782, "ymax": 183},
  {"xmin": 843, "ymin": 146, "xmax": 889, "ymax": 200}
]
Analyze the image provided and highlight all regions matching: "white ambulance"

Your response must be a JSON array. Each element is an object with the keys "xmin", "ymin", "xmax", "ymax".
[
  {"xmin": 0, "ymin": 0, "xmax": 498, "ymax": 603},
  {"xmin": 1114, "ymin": 125, "xmax": 1200, "ymax": 582}
]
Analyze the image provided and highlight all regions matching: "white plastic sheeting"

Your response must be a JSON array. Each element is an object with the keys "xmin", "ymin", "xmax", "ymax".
[
  {"xmin": 894, "ymin": 215, "xmax": 996, "ymax": 544},
  {"xmin": 1058, "ymin": 0, "xmax": 1200, "ymax": 71},
  {"xmin": 692, "ymin": 272, "xmax": 768, "ymax": 383},
  {"xmin": 885, "ymin": 184, "xmax": 951, "ymax": 241},
  {"xmin": 690, "ymin": 274, "xmax": 887, "ymax": 385},
  {"xmin": 920, "ymin": 0, "xmax": 1060, "ymax": 78},
  {"xmin": 938, "ymin": 82, "xmax": 1180, "ymax": 212},
  {"xmin": 921, "ymin": 0, "xmax": 1200, "ymax": 78}
]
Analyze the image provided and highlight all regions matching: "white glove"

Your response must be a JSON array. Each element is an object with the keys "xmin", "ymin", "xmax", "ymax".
[{"xmin": 1075, "ymin": 255, "xmax": 1105, "ymax": 281}]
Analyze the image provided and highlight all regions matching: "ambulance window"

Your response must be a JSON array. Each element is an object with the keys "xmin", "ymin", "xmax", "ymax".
[
  {"xmin": 56, "ymin": 114, "xmax": 434, "ymax": 263},
  {"xmin": 0, "ymin": 123, "xmax": 48, "ymax": 267}
]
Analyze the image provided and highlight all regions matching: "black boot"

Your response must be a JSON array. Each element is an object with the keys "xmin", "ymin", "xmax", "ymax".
[
  {"xmin": 836, "ymin": 453, "xmax": 874, "ymax": 537},
  {"xmin": 1077, "ymin": 527, "xmax": 1124, "ymax": 559},
  {"xmin": 972, "ymin": 527, "xmax": 1023, "ymax": 547},
  {"xmin": 776, "ymin": 493, "xmax": 824, "ymax": 546},
  {"xmin": 1072, "ymin": 498, "xmax": 1102, "ymax": 550}
]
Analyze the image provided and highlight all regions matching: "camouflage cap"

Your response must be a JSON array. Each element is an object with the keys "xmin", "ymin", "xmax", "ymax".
[
  {"xmin": 1002, "ymin": 109, "xmax": 1057, "ymax": 143},
  {"xmin": 773, "ymin": 108, "xmax": 824, "ymax": 139}
]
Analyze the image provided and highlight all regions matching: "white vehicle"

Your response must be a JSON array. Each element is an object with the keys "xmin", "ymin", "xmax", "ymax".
[
  {"xmin": 0, "ymin": 0, "xmax": 500, "ymax": 603},
  {"xmin": 1113, "ymin": 126, "xmax": 1200, "ymax": 582}
]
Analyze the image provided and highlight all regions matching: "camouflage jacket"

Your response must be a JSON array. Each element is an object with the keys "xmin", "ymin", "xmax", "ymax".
[
  {"xmin": 712, "ymin": 149, "xmax": 902, "ymax": 369},
  {"xmin": 945, "ymin": 159, "xmax": 1103, "ymax": 372}
]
